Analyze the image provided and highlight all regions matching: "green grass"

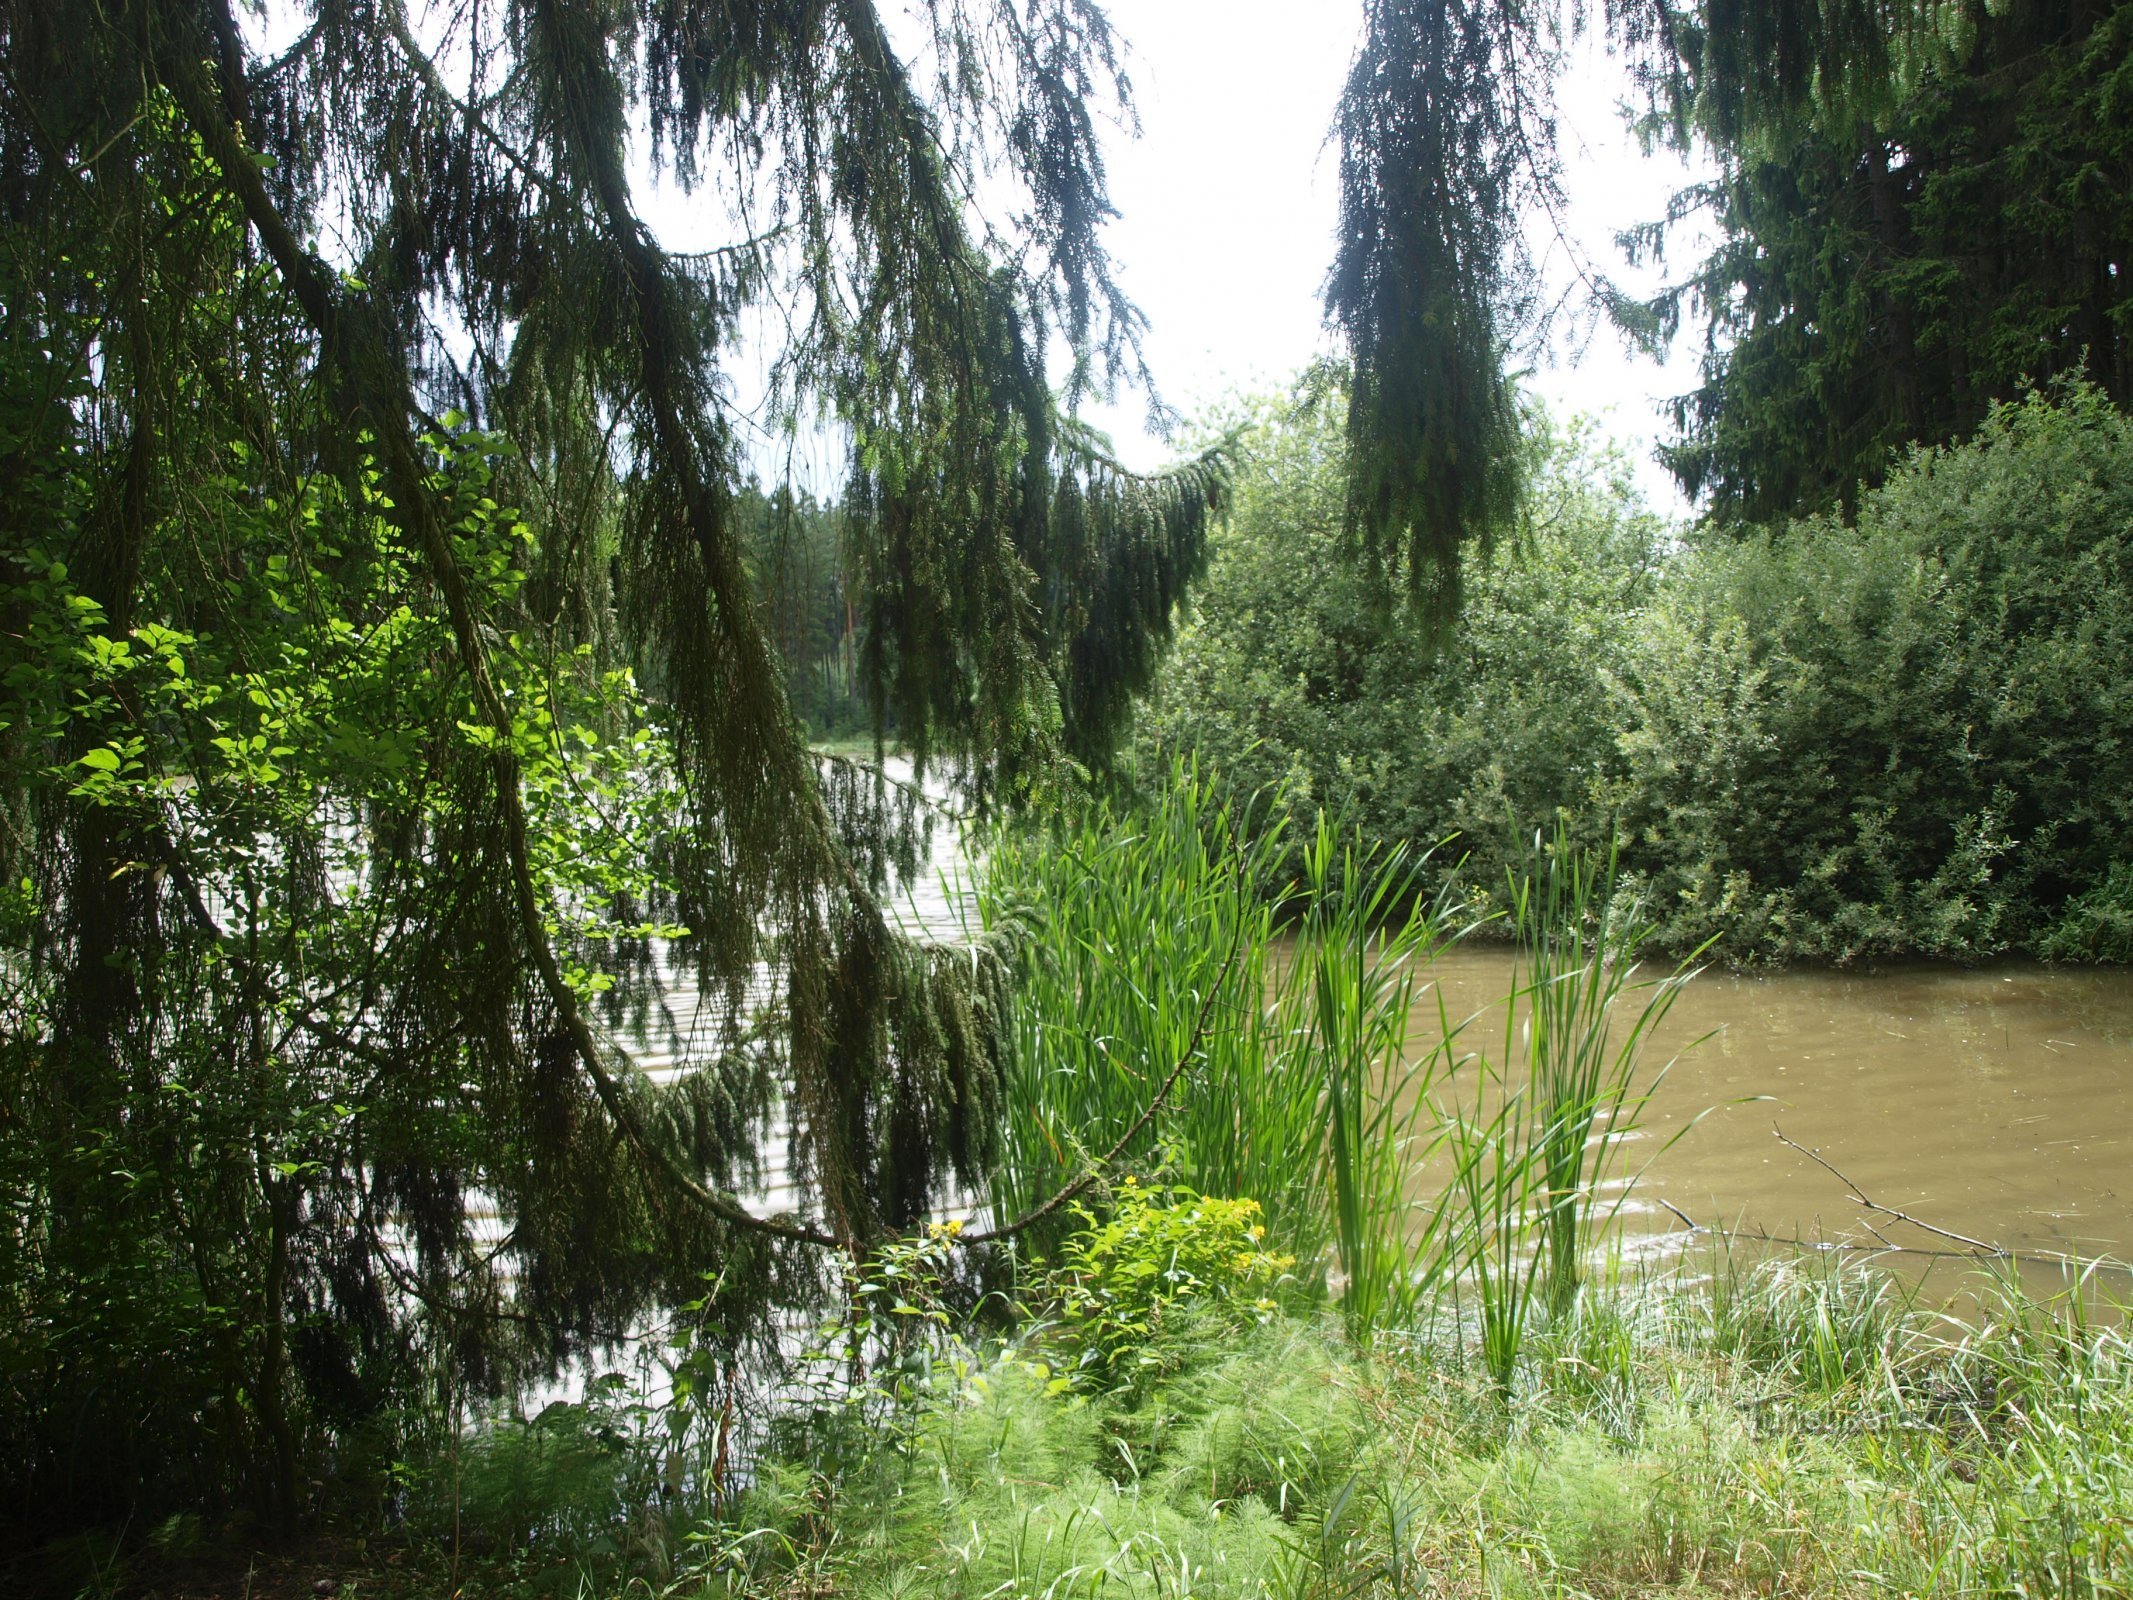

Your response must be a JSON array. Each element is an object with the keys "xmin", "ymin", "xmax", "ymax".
[
  {"xmin": 176, "ymin": 1256, "xmax": 2133, "ymax": 1600},
  {"xmin": 684, "ymin": 1253, "xmax": 2133, "ymax": 1600},
  {"xmin": 975, "ymin": 764, "xmax": 1451, "ymax": 1306}
]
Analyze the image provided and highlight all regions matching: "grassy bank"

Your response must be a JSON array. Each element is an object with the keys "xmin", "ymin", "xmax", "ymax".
[
  {"xmin": 78, "ymin": 1249, "xmax": 2130, "ymax": 1600},
  {"xmin": 720, "ymin": 1257, "xmax": 2132, "ymax": 1600}
]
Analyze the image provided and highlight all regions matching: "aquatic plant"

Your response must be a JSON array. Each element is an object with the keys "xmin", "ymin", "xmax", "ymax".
[
  {"xmin": 1514, "ymin": 835, "xmax": 1704, "ymax": 1317},
  {"xmin": 1287, "ymin": 814, "xmax": 1457, "ymax": 1336},
  {"xmin": 982, "ymin": 778, "xmax": 1709, "ymax": 1371},
  {"xmin": 978, "ymin": 766, "xmax": 1472, "ymax": 1330},
  {"xmin": 1410, "ymin": 830, "xmax": 1702, "ymax": 1392}
]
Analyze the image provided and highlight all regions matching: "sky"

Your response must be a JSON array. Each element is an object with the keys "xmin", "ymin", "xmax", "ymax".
[{"xmin": 1060, "ymin": 1, "xmax": 1719, "ymax": 514}]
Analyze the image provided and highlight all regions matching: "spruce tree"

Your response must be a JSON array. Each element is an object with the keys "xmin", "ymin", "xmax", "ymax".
[
  {"xmin": 1325, "ymin": 0, "xmax": 1989, "ymax": 576},
  {"xmin": 1643, "ymin": 0, "xmax": 2133, "ymax": 522},
  {"xmin": 0, "ymin": 0, "xmax": 1218, "ymax": 1524}
]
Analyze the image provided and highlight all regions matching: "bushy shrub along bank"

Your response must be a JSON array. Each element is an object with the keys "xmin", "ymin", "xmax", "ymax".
[{"xmin": 1138, "ymin": 384, "xmax": 2133, "ymax": 964}]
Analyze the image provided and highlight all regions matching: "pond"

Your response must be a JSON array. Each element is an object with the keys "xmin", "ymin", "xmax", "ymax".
[
  {"xmin": 1401, "ymin": 945, "xmax": 2133, "ymax": 1281},
  {"xmin": 629, "ymin": 777, "xmax": 2133, "ymax": 1286}
]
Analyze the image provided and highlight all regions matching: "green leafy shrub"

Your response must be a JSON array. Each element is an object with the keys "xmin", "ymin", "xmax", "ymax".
[
  {"xmin": 1053, "ymin": 1183, "xmax": 1294, "ymax": 1385},
  {"xmin": 1146, "ymin": 381, "xmax": 2133, "ymax": 964},
  {"xmin": 1605, "ymin": 382, "xmax": 2133, "ymax": 962},
  {"xmin": 1135, "ymin": 395, "xmax": 1654, "ymax": 912}
]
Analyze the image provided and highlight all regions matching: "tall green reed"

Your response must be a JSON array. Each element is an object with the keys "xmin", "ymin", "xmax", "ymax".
[
  {"xmin": 1422, "ymin": 827, "xmax": 1704, "ymax": 1391},
  {"xmin": 1285, "ymin": 814, "xmax": 1456, "ymax": 1334},
  {"xmin": 1514, "ymin": 834, "xmax": 1704, "ymax": 1317},
  {"xmin": 978, "ymin": 768, "xmax": 1316, "ymax": 1262},
  {"xmin": 1436, "ymin": 1055, "xmax": 1549, "ymax": 1396},
  {"xmin": 982, "ymin": 781, "xmax": 1698, "ymax": 1369},
  {"xmin": 977, "ymin": 768, "xmax": 1460, "ymax": 1328}
]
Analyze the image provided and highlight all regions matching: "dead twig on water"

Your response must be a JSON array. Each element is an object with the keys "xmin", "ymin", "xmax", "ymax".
[
  {"xmin": 1772, "ymin": 1124, "xmax": 2007, "ymax": 1256},
  {"xmin": 1650, "ymin": 1166, "xmax": 2130, "ymax": 1277},
  {"xmin": 1655, "ymin": 1196, "xmax": 1700, "ymax": 1232}
]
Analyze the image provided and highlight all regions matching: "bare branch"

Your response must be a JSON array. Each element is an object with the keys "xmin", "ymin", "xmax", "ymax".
[{"xmin": 1772, "ymin": 1123, "xmax": 2006, "ymax": 1257}]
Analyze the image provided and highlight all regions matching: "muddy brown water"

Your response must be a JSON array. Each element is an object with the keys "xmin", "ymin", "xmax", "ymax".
[{"xmin": 1398, "ymin": 947, "xmax": 2133, "ymax": 1283}]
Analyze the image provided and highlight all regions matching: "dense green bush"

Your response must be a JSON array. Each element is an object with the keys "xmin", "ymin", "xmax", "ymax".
[
  {"xmin": 1135, "ymin": 396, "xmax": 1659, "ymax": 914},
  {"xmin": 1053, "ymin": 1184, "xmax": 1293, "ymax": 1386},
  {"xmin": 1139, "ymin": 383, "xmax": 2133, "ymax": 964}
]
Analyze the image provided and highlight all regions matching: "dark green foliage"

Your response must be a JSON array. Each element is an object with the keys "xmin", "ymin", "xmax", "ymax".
[
  {"xmin": 1138, "ymin": 392, "xmax": 1662, "ymax": 908},
  {"xmin": 743, "ymin": 487, "xmax": 871, "ymax": 740},
  {"xmin": 1144, "ymin": 383, "xmax": 2133, "ymax": 965},
  {"xmin": 1613, "ymin": 382, "xmax": 2133, "ymax": 962},
  {"xmin": 1648, "ymin": 0, "xmax": 2133, "ymax": 520},
  {"xmin": 1321, "ymin": 0, "xmax": 1969, "ymax": 596},
  {"xmin": 1327, "ymin": 0, "xmax": 1536, "ymax": 614},
  {"xmin": 425, "ymin": 1390, "xmax": 655, "ymax": 1563},
  {"xmin": 2039, "ymin": 865, "xmax": 2133, "ymax": 965},
  {"xmin": 1631, "ymin": 0, "xmax": 1974, "ymax": 147},
  {"xmin": 0, "ymin": 0, "xmax": 1220, "ymax": 1538},
  {"xmin": 0, "ymin": 212, "xmax": 786, "ymax": 1521}
]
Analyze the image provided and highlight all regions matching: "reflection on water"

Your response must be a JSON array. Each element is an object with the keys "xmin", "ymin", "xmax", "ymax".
[{"xmin": 1402, "ymin": 946, "xmax": 2133, "ymax": 1274}]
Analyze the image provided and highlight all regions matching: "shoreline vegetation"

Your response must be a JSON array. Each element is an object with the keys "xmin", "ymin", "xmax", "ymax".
[
  {"xmin": 1133, "ymin": 386, "xmax": 2133, "ymax": 971},
  {"xmin": 24, "ymin": 779, "xmax": 2133, "ymax": 1600},
  {"xmin": 55, "ymin": 1251, "xmax": 2133, "ymax": 1600},
  {"xmin": 12, "ymin": 3, "xmax": 2133, "ymax": 1594},
  {"xmin": 13, "ymin": 72, "xmax": 2133, "ymax": 1600}
]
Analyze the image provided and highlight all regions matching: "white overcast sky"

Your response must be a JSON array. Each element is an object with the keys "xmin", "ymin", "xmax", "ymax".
[{"xmin": 1060, "ymin": 1, "xmax": 1717, "ymax": 513}]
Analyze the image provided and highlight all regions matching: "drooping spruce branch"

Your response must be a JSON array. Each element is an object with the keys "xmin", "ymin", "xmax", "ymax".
[
  {"xmin": 1327, "ymin": 0, "xmax": 1536, "ymax": 619},
  {"xmin": 1323, "ymin": 0, "xmax": 1983, "ymax": 590},
  {"xmin": 160, "ymin": 19, "xmax": 844, "ymax": 1252}
]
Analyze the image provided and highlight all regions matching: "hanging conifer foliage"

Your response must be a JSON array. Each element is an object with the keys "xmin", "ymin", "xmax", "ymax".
[
  {"xmin": 1326, "ymin": 0, "xmax": 1536, "ymax": 620},
  {"xmin": 1324, "ymin": 0, "xmax": 1979, "ymax": 587},
  {"xmin": 1643, "ymin": 0, "xmax": 2133, "ymax": 521},
  {"xmin": 0, "ymin": 0, "xmax": 1220, "ymax": 1528}
]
